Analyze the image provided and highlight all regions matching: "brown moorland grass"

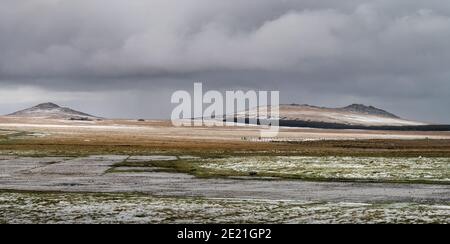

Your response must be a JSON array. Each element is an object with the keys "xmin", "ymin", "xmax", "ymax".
[
  {"xmin": 2, "ymin": 132, "xmax": 450, "ymax": 157},
  {"xmin": 1, "ymin": 117, "xmax": 450, "ymax": 157}
]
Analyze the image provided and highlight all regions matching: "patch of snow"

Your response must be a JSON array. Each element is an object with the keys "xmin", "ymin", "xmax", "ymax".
[{"xmin": 127, "ymin": 156, "xmax": 178, "ymax": 162}]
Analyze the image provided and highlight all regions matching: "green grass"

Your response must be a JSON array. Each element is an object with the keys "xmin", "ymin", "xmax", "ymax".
[
  {"xmin": 3, "ymin": 137, "xmax": 450, "ymax": 158},
  {"xmin": 0, "ymin": 130, "xmax": 39, "ymax": 144},
  {"xmin": 108, "ymin": 158, "xmax": 250, "ymax": 178}
]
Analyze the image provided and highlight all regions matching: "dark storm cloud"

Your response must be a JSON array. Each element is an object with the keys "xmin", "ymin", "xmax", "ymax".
[{"xmin": 0, "ymin": 0, "xmax": 450, "ymax": 121}]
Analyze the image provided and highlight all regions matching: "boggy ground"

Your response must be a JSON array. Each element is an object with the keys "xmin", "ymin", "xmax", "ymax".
[
  {"xmin": 1, "ymin": 155, "xmax": 448, "ymax": 202},
  {"xmin": 0, "ymin": 155, "xmax": 448, "ymax": 224}
]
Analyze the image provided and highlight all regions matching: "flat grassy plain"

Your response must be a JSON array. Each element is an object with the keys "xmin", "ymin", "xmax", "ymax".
[
  {"xmin": 1, "ymin": 117, "xmax": 450, "ymax": 158},
  {"xmin": 2, "ymin": 129, "xmax": 450, "ymax": 158},
  {"xmin": 1, "ymin": 119, "xmax": 450, "ymax": 183},
  {"xmin": 0, "ymin": 118, "xmax": 448, "ymax": 223}
]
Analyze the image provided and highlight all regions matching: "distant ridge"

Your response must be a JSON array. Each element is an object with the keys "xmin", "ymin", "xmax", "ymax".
[
  {"xmin": 287, "ymin": 103, "xmax": 399, "ymax": 118},
  {"xmin": 232, "ymin": 103, "xmax": 427, "ymax": 127},
  {"xmin": 8, "ymin": 102, "xmax": 99, "ymax": 120}
]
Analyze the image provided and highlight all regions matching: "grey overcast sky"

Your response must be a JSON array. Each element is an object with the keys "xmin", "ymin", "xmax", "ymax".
[{"xmin": 0, "ymin": 0, "xmax": 450, "ymax": 122}]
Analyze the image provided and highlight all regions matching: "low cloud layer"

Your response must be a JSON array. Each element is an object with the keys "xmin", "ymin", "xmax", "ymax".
[{"xmin": 1, "ymin": 0, "xmax": 449, "ymax": 121}]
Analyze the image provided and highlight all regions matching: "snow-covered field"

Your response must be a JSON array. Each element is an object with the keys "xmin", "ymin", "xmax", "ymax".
[
  {"xmin": 199, "ymin": 156, "xmax": 450, "ymax": 183},
  {"xmin": 0, "ymin": 191, "xmax": 448, "ymax": 224}
]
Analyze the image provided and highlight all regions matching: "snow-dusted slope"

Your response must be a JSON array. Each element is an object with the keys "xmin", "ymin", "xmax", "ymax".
[
  {"xmin": 235, "ymin": 104, "xmax": 427, "ymax": 126},
  {"xmin": 7, "ymin": 103, "xmax": 99, "ymax": 120}
]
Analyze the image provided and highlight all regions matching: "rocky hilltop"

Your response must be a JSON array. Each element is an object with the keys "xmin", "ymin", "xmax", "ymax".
[
  {"xmin": 8, "ymin": 103, "xmax": 99, "ymax": 120},
  {"xmin": 339, "ymin": 104, "xmax": 399, "ymax": 118}
]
